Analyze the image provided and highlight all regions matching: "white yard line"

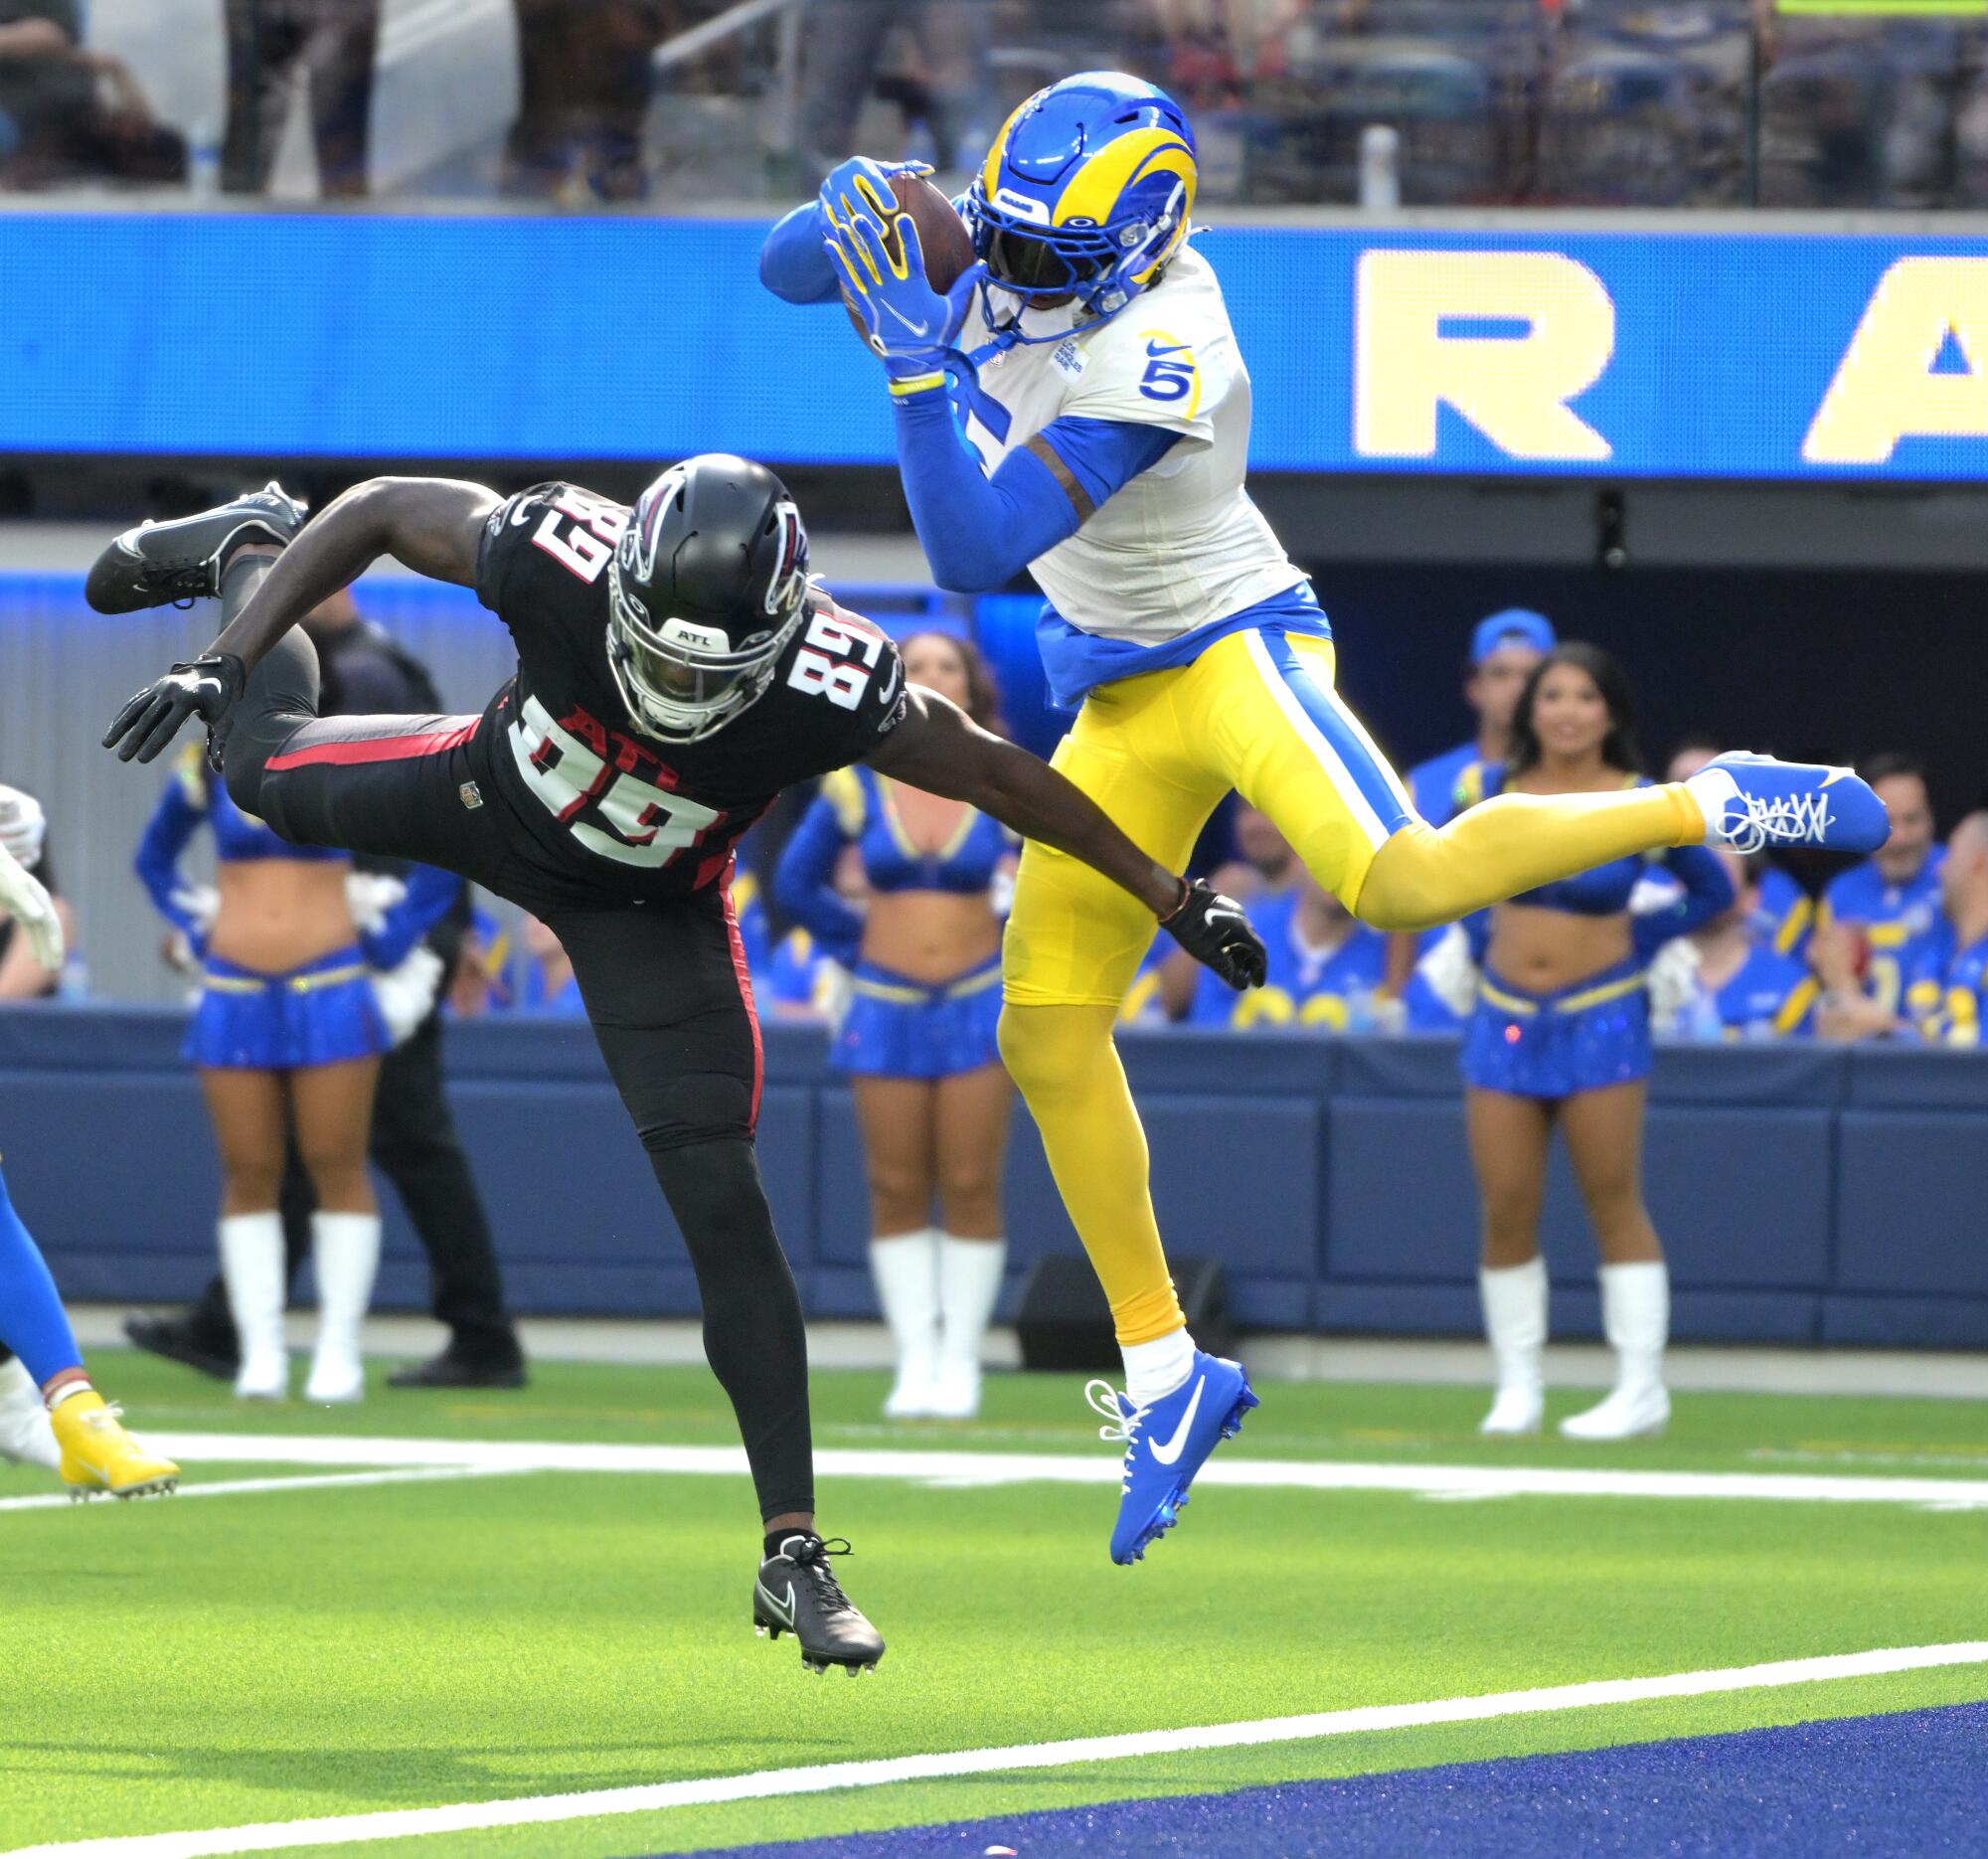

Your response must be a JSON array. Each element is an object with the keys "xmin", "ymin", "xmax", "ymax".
[
  {"xmin": 0, "ymin": 1465, "xmax": 514, "ymax": 1514},
  {"xmin": 13, "ymin": 1640, "xmax": 1987, "ymax": 1858},
  {"xmin": 131, "ymin": 1432, "xmax": 1988, "ymax": 1510}
]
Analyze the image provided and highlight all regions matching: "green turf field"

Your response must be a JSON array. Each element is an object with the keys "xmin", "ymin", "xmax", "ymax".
[{"xmin": 2, "ymin": 1351, "xmax": 1985, "ymax": 1857}]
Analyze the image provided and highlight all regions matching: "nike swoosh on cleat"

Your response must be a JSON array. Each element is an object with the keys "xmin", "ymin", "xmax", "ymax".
[
  {"xmin": 1148, "ymin": 1375, "xmax": 1207, "ymax": 1466},
  {"xmin": 755, "ymin": 1580, "xmax": 796, "ymax": 1628}
]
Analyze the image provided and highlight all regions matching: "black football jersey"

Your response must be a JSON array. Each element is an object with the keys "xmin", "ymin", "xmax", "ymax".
[{"xmin": 472, "ymin": 481, "xmax": 907, "ymax": 903}]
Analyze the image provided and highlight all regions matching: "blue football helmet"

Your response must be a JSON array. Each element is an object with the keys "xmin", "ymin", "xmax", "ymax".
[{"xmin": 964, "ymin": 72, "xmax": 1197, "ymax": 342}]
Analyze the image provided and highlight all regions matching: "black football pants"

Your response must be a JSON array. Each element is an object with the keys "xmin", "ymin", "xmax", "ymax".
[{"xmin": 221, "ymin": 627, "xmax": 815, "ymax": 1521}]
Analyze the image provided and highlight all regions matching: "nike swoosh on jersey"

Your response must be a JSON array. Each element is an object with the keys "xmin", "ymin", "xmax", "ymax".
[
  {"xmin": 1145, "ymin": 341, "xmax": 1193, "ymax": 358},
  {"xmin": 755, "ymin": 1579, "xmax": 796, "ymax": 1627},
  {"xmin": 877, "ymin": 657, "xmax": 906, "ymax": 708},
  {"xmin": 1148, "ymin": 1375, "xmax": 1207, "ymax": 1466}
]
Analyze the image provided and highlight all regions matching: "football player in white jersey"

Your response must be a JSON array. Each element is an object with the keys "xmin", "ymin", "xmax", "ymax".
[{"xmin": 761, "ymin": 71, "xmax": 1889, "ymax": 1566}]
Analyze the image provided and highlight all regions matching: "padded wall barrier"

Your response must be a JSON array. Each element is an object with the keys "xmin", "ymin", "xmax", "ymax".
[{"xmin": 2, "ymin": 1007, "xmax": 1984, "ymax": 1346}]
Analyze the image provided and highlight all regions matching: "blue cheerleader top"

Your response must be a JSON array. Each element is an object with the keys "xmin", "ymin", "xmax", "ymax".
[{"xmin": 774, "ymin": 764, "xmax": 1013, "ymax": 960}]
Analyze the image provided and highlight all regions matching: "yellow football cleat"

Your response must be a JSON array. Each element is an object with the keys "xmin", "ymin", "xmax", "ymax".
[{"xmin": 51, "ymin": 1392, "xmax": 179, "ymax": 1499}]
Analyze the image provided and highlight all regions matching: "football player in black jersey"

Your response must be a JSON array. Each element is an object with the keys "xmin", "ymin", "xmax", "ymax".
[{"xmin": 96, "ymin": 457, "xmax": 1266, "ymax": 1677}]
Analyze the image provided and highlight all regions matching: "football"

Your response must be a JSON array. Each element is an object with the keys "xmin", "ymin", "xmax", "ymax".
[{"xmin": 840, "ymin": 172, "xmax": 976, "ymax": 342}]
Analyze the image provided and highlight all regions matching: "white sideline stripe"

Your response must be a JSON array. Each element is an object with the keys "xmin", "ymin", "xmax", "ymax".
[
  {"xmin": 142, "ymin": 1433, "xmax": 1988, "ymax": 1510},
  {"xmin": 0, "ymin": 1465, "xmax": 511, "ymax": 1514},
  {"xmin": 14, "ymin": 1641, "xmax": 1987, "ymax": 1858}
]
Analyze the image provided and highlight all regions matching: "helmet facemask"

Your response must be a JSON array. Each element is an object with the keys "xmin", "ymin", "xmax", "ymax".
[
  {"xmin": 966, "ymin": 176, "xmax": 1188, "ymax": 339},
  {"xmin": 605, "ymin": 479, "xmax": 811, "ymax": 744}
]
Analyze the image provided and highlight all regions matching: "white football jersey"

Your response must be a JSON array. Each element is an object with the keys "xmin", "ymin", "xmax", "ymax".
[{"xmin": 957, "ymin": 243, "xmax": 1302, "ymax": 646}]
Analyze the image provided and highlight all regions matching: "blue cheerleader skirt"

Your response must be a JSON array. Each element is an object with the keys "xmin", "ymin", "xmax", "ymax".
[
  {"xmin": 831, "ymin": 955, "xmax": 1005, "ymax": 1080},
  {"xmin": 1460, "ymin": 956, "xmax": 1651, "ymax": 1098},
  {"xmin": 186, "ymin": 946, "xmax": 389, "ymax": 1071}
]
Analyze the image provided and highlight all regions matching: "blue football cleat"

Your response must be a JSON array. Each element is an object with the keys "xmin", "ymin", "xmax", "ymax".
[
  {"xmin": 1690, "ymin": 753, "xmax": 1890, "ymax": 857},
  {"xmin": 1086, "ymin": 1350, "xmax": 1258, "ymax": 1566}
]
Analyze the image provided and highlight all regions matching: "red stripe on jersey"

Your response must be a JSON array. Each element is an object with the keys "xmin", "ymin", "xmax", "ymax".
[
  {"xmin": 264, "ymin": 717, "xmax": 480, "ymax": 772},
  {"xmin": 720, "ymin": 875, "xmax": 763, "ymax": 1130}
]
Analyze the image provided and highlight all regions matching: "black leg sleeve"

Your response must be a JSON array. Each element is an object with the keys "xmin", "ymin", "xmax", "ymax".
[
  {"xmin": 648, "ymin": 1136, "xmax": 814, "ymax": 1523},
  {"xmin": 370, "ymin": 1015, "xmax": 518, "ymax": 1353},
  {"xmin": 223, "ymin": 623, "xmax": 324, "ymax": 821}
]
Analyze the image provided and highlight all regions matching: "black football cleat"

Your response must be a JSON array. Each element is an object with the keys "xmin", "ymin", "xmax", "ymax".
[
  {"xmin": 752, "ymin": 1534, "xmax": 886, "ymax": 1676},
  {"xmin": 123, "ymin": 1313, "xmax": 239, "ymax": 1384},
  {"xmin": 387, "ymin": 1339, "xmax": 529, "ymax": 1390},
  {"xmin": 85, "ymin": 482, "xmax": 308, "ymax": 613}
]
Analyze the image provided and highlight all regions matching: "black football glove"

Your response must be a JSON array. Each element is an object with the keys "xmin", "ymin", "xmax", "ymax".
[
  {"xmin": 102, "ymin": 653, "xmax": 247, "ymax": 768},
  {"xmin": 1160, "ymin": 877, "xmax": 1267, "ymax": 991}
]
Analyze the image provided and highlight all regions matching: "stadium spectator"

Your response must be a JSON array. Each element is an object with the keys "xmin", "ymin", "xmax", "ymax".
[
  {"xmin": 510, "ymin": 913, "xmax": 584, "ymax": 1015},
  {"xmin": 1395, "ymin": 610, "xmax": 1556, "ymax": 1031},
  {"xmin": 0, "ymin": 1, "xmax": 182, "ymax": 187},
  {"xmin": 1454, "ymin": 644, "xmax": 1733, "ymax": 1442},
  {"xmin": 775, "ymin": 630, "xmax": 1015, "ymax": 1422},
  {"xmin": 795, "ymin": 0, "xmax": 994, "ymax": 185},
  {"xmin": 1667, "ymin": 849, "xmax": 1819, "ymax": 1040},
  {"xmin": 0, "ymin": 784, "xmax": 73, "ymax": 999},
  {"xmin": 1151, "ymin": 801, "xmax": 1298, "ymax": 1019},
  {"xmin": 1916, "ymin": 810, "xmax": 1988, "ymax": 1046},
  {"xmin": 222, "ymin": 0, "xmax": 379, "ymax": 198},
  {"xmin": 128, "ymin": 591, "xmax": 528, "ymax": 1393},
  {"xmin": 503, "ymin": 0, "xmax": 672, "ymax": 203},
  {"xmin": 1181, "ymin": 860, "xmax": 1387, "ymax": 1030},
  {"xmin": 1812, "ymin": 753, "xmax": 1945, "ymax": 1039}
]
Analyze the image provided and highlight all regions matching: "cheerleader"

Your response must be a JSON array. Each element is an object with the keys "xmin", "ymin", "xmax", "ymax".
[
  {"xmin": 137, "ymin": 747, "xmax": 454, "ymax": 1403},
  {"xmin": 776, "ymin": 632, "xmax": 1015, "ymax": 1420},
  {"xmin": 1453, "ymin": 645, "xmax": 1733, "ymax": 1441}
]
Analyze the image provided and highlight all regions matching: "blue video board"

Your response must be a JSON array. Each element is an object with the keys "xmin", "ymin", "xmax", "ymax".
[{"xmin": 7, "ymin": 210, "xmax": 1988, "ymax": 478}]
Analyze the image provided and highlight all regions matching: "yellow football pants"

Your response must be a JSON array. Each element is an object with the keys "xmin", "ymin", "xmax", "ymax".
[{"xmin": 997, "ymin": 628, "xmax": 1704, "ymax": 1345}]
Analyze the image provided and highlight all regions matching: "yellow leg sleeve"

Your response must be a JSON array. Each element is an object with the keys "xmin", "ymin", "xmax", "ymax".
[
  {"xmin": 1354, "ymin": 783, "xmax": 1707, "ymax": 932},
  {"xmin": 996, "ymin": 1001, "xmax": 1185, "ymax": 1346}
]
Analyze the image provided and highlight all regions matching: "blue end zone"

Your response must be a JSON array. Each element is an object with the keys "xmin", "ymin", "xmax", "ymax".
[{"xmin": 667, "ymin": 1703, "xmax": 1988, "ymax": 1858}]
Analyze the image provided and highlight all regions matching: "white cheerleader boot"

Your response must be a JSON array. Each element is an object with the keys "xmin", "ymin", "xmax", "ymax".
[
  {"xmin": 1561, "ymin": 1262, "xmax": 1671, "ymax": 1440},
  {"xmin": 1477, "ymin": 1257, "xmax": 1547, "ymax": 1436},
  {"xmin": 925, "ymin": 1235, "xmax": 1005, "ymax": 1422},
  {"xmin": 220, "ymin": 1211, "xmax": 288, "ymax": 1400},
  {"xmin": 303, "ymin": 1211, "xmax": 380, "ymax": 1405},
  {"xmin": 872, "ymin": 1230, "xmax": 941, "ymax": 1419}
]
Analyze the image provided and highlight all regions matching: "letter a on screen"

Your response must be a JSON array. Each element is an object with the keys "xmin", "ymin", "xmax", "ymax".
[
  {"xmin": 1805, "ymin": 258, "xmax": 1988, "ymax": 465},
  {"xmin": 1355, "ymin": 252, "xmax": 1614, "ymax": 461}
]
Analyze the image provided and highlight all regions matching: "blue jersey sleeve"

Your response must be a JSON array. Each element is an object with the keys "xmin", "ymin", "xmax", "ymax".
[
  {"xmin": 1634, "ymin": 844, "xmax": 1736, "ymax": 961},
  {"xmin": 893, "ymin": 390, "xmax": 1178, "ymax": 592},
  {"xmin": 133, "ymin": 764, "xmax": 211, "ymax": 940},
  {"xmin": 773, "ymin": 792, "xmax": 866, "ymax": 959},
  {"xmin": 759, "ymin": 204, "xmax": 842, "ymax": 306}
]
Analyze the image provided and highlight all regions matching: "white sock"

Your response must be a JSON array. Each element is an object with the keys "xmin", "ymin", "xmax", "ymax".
[
  {"xmin": 310, "ymin": 1211, "xmax": 382, "ymax": 1364},
  {"xmin": 218, "ymin": 1211, "xmax": 285, "ymax": 1365},
  {"xmin": 870, "ymin": 1229, "xmax": 941, "ymax": 1376},
  {"xmin": 1479, "ymin": 1257, "xmax": 1548, "ymax": 1398},
  {"xmin": 1598, "ymin": 1261, "xmax": 1668, "ymax": 1397},
  {"xmin": 1684, "ymin": 765, "xmax": 1740, "ymax": 846},
  {"xmin": 1121, "ymin": 1325, "xmax": 1196, "ymax": 1407},
  {"xmin": 936, "ymin": 1235, "xmax": 1005, "ymax": 1371}
]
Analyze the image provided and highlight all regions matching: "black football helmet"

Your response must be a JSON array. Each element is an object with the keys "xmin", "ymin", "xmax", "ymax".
[{"xmin": 605, "ymin": 454, "xmax": 811, "ymax": 743}]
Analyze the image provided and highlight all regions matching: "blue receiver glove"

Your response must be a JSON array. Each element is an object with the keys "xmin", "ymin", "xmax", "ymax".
[{"xmin": 819, "ymin": 157, "xmax": 985, "ymax": 392}]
